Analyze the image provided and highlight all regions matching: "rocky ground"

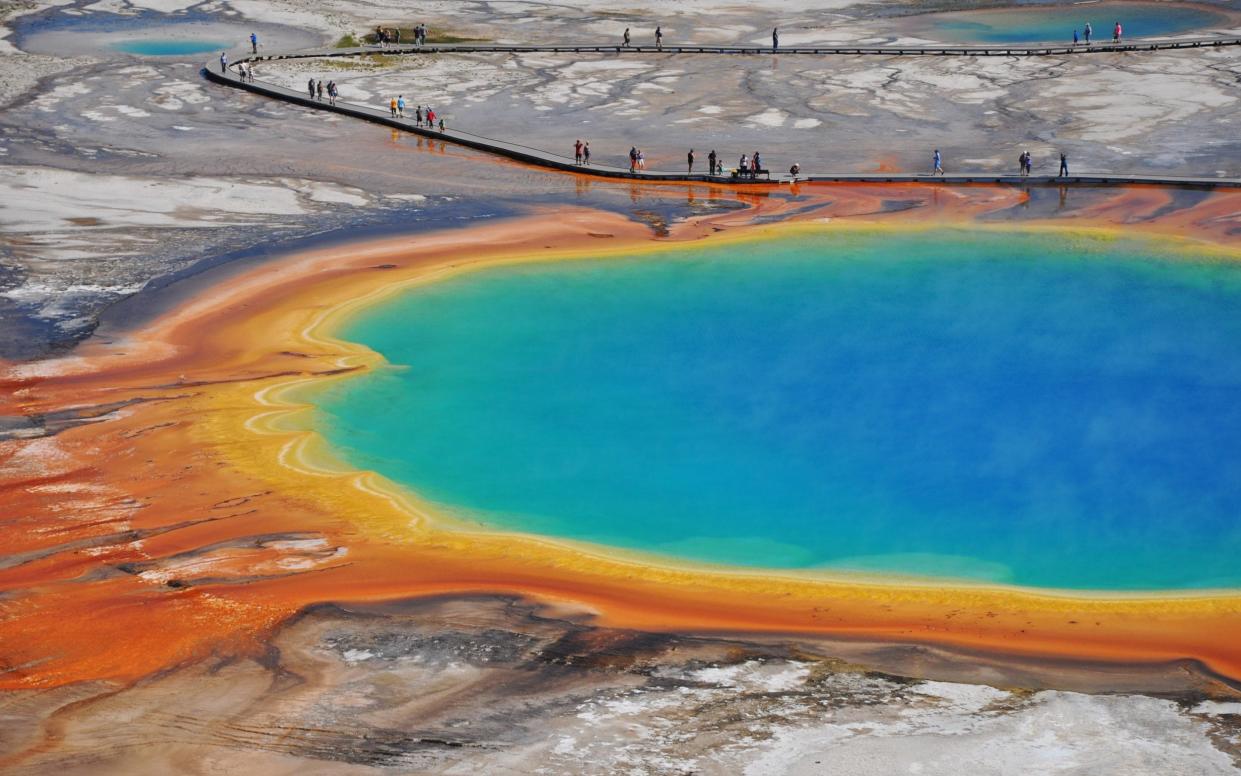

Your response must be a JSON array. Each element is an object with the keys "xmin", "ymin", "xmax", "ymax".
[{"xmin": 3, "ymin": 597, "xmax": 1240, "ymax": 775}]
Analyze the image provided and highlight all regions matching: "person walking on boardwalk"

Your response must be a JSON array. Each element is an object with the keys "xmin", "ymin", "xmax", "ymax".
[
  {"xmin": 307, "ymin": 78, "xmax": 316, "ymax": 99},
  {"xmin": 427, "ymin": 107, "xmax": 436, "ymax": 126},
  {"xmin": 1059, "ymin": 153, "xmax": 1069, "ymax": 177},
  {"xmin": 753, "ymin": 151, "xmax": 762, "ymax": 173},
  {"xmin": 789, "ymin": 162, "xmax": 801, "ymax": 178},
  {"xmin": 575, "ymin": 139, "xmax": 583, "ymax": 165},
  {"xmin": 1073, "ymin": 28, "xmax": 1079, "ymax": 45},
  {"xmin": 933, "ymin": 149, "xmax": 944, "ymax": 175},
  {"xmin": 655, "ymin": 26, "xmax": 663, "ymax": 50},
  {"xmin": 219, "ymin": 51, "xmax": 228, "ymax": 73},
  {"xmin": 250, "ymin": 32, "xmax": 257, "ymax": 54},
  {"xmin": 583, "ymin": 141, "xmax": 591, "ymax": 165},
  {"xmin": 1084, "ymin": 22, "xmax": 1092, "ymax": 44},
  {"xmin": 1113, "ymin": 21, "xmax": 1122, "ymax": 43},
  {"xmin": 623, "ymin": 27, "xmax": 631, "ymax": 47},
  {"xmin": 397, "ymin": 94, "xmax": 405, "ymax": 117},
  {"xmin": 629, "ymin": 146, "xmax": 638, "ymax": 173},
  {"xmin": 415, "ymin": 105, "xmax": 423, "ymax": 125},
  {"xmin": 687, "ymin": 149, "xmax": 695, "ymax": 173},
  {"xmin": 707, "ymin": 149, "xmax": 717, "ymax": 176},
  {"xmin": 389, "ymin": 95, "xmax": 398, "ymax": 116},
  {"xmin": 1024, "ymin": 150, "xmax": 1032, "ymax": 176},
  {"xmin": 1018, "ymin": 150, "xmax": 1027, "ymax": 176},
  {"xmin": 327, "ymin": 80, "xmax": 337, "ymax": 105},
  {"xmin": 316, "ymin": 79, "xmax": 324, "ymax": 101},
  {"xmin": 773, "ymin": 27, "xmax": 779, "ymax": 52},
  {"xmin": 637, "ymin": 149, "xmax": 646, "ymax": 170}
]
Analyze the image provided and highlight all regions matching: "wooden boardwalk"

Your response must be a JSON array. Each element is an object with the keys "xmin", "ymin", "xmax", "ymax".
[{"xmin": 203, "ymin": 42, "xmax": 1241, "ymax": 190}]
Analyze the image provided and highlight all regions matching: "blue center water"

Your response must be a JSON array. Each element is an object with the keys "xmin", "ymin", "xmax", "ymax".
[
  {"xmin": 921, "ymin": 3, "xmax": 1225, "ymax": 43},
  {"xmin": 112, "ymin": 39, "xmax": 229, "ymax": 56},
  {"xmin": 311, "ymin": 229, "xmax": 1241, "ymax": 591}
]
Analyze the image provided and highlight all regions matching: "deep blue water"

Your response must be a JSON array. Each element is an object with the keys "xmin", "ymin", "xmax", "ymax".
[
  {"xmin": 922, "ymin": 3, "xmax": 1226, "ymax": 43},
  {"xmin": 112, "ymin": 39, "xmax": 229, "ymax": 56},
  {"xmin": 311, "ymin": 228, "xmax": 1241, "ymax": 590}
]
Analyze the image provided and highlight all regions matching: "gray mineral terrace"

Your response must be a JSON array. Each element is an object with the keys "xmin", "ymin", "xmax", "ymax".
[{"xmin": 208, "ymin": 42, "xmax": 1241, "ymax": 188}]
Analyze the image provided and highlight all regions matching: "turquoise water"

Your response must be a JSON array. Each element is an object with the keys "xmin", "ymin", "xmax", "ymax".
[
  {"xmin": 112, "ymin": 39, "xmax": 229, "ymax": 56},
  {"xmin": 312, "ymin": 229, "xmax": 1241, "ymax": 591},
  {"xmin": 922, "ymin": 3, "xmax": 1225, "ymax": 44}
]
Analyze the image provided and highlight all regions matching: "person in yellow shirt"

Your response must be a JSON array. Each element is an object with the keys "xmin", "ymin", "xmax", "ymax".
[{"xmin": 389, "ymin": 96, "xmax": 397, "ymax": 117}]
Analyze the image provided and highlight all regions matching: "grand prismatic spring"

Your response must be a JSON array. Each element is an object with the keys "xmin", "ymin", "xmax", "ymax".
[{"xmin": 4, "ymin": 0, "xmax": 1241, "ymax": 773}]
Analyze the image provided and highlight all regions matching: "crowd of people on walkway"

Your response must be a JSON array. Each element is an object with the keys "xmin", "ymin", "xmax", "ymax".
[
  {"xmin": 929, "ymin": 148, "xmax": 1071, "ymax": 178},
  {"xmin": 574, "ymin": 139, "xmax": 592, "ymax": 165},
  {"xmin": 307, "ymin": 78, "xmax": 339, "ymax": 104},
  {"xmin": 386, "ymin": 95, "xmax": 443, "ymax": 130},
  {"xmin": 1073, "ymin": 20, "xmax": 1124, "ymax": 45},
  {"xmin": 375, "ymin": 23, "xmax": 431, "ymax": 46}
]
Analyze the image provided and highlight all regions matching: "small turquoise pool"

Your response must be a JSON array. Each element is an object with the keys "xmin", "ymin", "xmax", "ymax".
[
  {"xmin": 311, "ymin": 228, "xmax": 1241, "ymax": 591},
  {"xmin": 112, "ymin": 39, "xmax": 230, "ymax": 56},
  {"xmin": 915, "ymin": 2, "xmax": 1226, "ymax": 44}
]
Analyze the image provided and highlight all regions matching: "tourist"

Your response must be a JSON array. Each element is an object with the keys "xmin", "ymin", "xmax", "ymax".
[
  {"xmin": 439, "ymin": 117, "xmax": 445, "ymax": 132},
  {"xmin": 773, "ymin": 27, "xmax": 779, "ymax": 52},
  {"xmin": 308, "ymin": 78, "xmax": 316, "ymax": 99},
  {"xmin": 637, "ymin": 149, "xmax": 645, "ymax": 170},
  {"xmin": 1073, "ymin": 29, "xmax": 1079, "ymax": 45},
  {"xmin": 583, "ymin": 142, "xmax": 591, "ymax": 165},
  {"xmin": 220, "ymin": 51, "xmax": 228, "ymax": 74},
  {"xmin": 1059, "ymin": 152, "xmax": 1069, "ymax": 177},
  {"xmin": 789, "ymin": 162, "xmax": 801, "ymax": 178},
  {"xmin": 250, "ymin": 32, "xmax": 257, "ymax": 54},
  {"xmin": 629, "ymin": 146, "xmax": 637, "ymax": 172},
  {"xmin": 327, "ymin": 80, "xmax": 337, "ymax": 105},
  {"xmin": 316, "ymin": 80, "xmax": 324, "ymax": 101},
  {"xmin": 575, "ymin": 139, "xmax": 583, "ymax": 165},
  {"xmin": 397, "ymin": 94, "xmax": 405, "ymax": 117},
  {"xmin": 623, "ymin": 27, "xmax": 631, "ymax": 47},
  {"xmin": 393, "ymin": 28, "xmax": 401, "ymax": 44},
  {"xmin": 415, "ymin": 105, "xmax": 423, "ymax": 125},
  {"xmin": 753, "ymin": 151, "xmax": 762, "ymax": 173},
  {"xmin": 708, "ymin": 149, "xmax": 717, "ymax": 176},
  {"xmin": 687, "ymin": 148, "xmax": 695, "ymax": 173},
  {"xmin": 246, "ymin": 61, "xmax": 255, "ymax": 81},
  {"xmin": 933, "ymin": 149, "xmax": 944, "ymax": 175},
  {"xmin": 1024, "ymin": 150, "xmax": 1032, "ymax": 176},
  {"xmin": 1113, "ymin": 21, "xmax": 1122, "ymax": 43},
  {"xmin": 655, "ymin": 26, "xmax": 663, "ymax": 51},
  {"xmin": 427, "ymin": 107, "xmax": 436, "ymax": 126},
  {"xmin": 389, "ymin": 96, "xmax": 397, "ymax": 116},
  {"xmin": 1085, "ymin": 22, "xmax": 1092, "ymax": 44},
  {"xmin": 1018, "ymin": 150, "xmax": 1027, "ymax": 176}
]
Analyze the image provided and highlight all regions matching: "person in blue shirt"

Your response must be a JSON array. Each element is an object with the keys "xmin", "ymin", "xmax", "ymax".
[{"xmin": 250, "ymin": 32, "xmax": 257, "ymax": 54}]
